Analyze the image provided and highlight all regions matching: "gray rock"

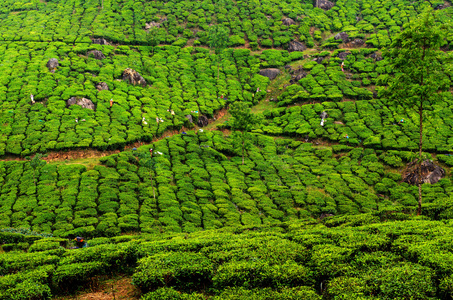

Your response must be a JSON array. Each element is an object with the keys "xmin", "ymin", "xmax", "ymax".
[
  {"xmin": 403, "ymin": 160, "xmax": 445, "ymax": 185},
  {"xmin": 369, "ymin": 52, "xmax": 383, "ymax": 61},
  {"xmin": 46, "ymin": 58, "xmax": 59, "ymax": 73},
  {"xmin": 67, "ymin": 97, "xmax": 96, "ymax": 110},
  {"xmin": 312, "ymin": 57, "xmax": 324, "ymax": 64},
  {"xmin": 96, "ymin": 82, "xmax": 109, "ymax": 91},
  {"xmin": 282, "ymin": 18, "xmax": 296, "ymax": 26},
  {"xmin": 92, "ymin": 38, "xmax": 109, "ymax": 45},
  {"xmin": 338, "ymin": 52, "xmax": 350, "ymax": 60},
  {"xmin": 316, "ymin": 0, "xmax": 335, "ymax": 10},
  {"xmin": 87, "ymin": 50, "xmax": 105, "ymax": 60},
  {"xmin": 290, "ymin": 69, "xmax": 307, "ymax": 84},
  {"xmin": 288, "ymin": 40, "xmax": 307, "ymax": 52},
  {"xmin": 185, "ymin": 115, "xmax": 193, "ymax": 123},
  {"xmin": 145, "ymin": 21, "xmax": 161, "ymax": 30},
  {"xmin": 351, "ymin": 39, "xmax": 365, "ymax": 46},
  {"xmin": 334, "ymin": 32, "xmax": 349, "ymax": 43},
  {"xmin": 197, "ymin": 115, "xmax": 209, "ymax": 127},
  {"xmin": 123, "ymin": 68, "xmax": 147, "ymax": 87},
  {"xmin": 259, "ymin": 68, "xmax": 281, "ymax": 80}
]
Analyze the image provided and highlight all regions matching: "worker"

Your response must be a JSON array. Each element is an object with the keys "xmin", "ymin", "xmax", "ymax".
[
  {"xmin": 110, "ymin": 99, "xmax": 113, "ymax": 107},
  {"xmin": 74, "ymin": 236, "xmax": 85, "ymax": 248},
  {"xmin": 30, "ymin": 94, "xmax": 35, "ymax": 104}
]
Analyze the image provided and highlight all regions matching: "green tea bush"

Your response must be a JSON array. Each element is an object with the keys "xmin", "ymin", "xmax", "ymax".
[{"xmin": 133, "ymin": 251, "xmax": 213, "ymax": 292}]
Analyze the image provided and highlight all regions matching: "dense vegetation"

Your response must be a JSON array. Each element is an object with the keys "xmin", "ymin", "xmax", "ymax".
[
  {"xmin": 1, "ymin": 0, "xmax": 453, "ymax": 298},
  {"xmin": 3, "ymin": 217, "xmax": 453, "ymax": 299}
]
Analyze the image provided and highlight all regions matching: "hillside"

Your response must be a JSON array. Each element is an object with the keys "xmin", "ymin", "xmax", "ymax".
[{"xmin": 0, "ymin": 0, "xmax": 453, "ymax": 298}]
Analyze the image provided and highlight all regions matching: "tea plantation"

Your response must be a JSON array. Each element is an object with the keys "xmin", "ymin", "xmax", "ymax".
[{"xmin": 1, "ymin": 0, "xmax": 453, "ymax": 298}]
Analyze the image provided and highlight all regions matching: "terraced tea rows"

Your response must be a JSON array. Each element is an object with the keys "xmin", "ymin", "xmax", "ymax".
[{"xmin": 0, "ymin": 131, "xmax": 451, "ymax": 237}]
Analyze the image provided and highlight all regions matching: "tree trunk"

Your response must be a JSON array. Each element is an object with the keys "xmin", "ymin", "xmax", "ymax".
[{"xmin": 417, "ymin": 103, "xmax": 423, "ymax": 215}]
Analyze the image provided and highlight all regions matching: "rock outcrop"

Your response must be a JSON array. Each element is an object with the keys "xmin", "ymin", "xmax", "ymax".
[
  {"xmin": 87, "ymin": 50, "xmax": 105, "ymax": 60},
  {"xmin": 67, "ymin": 97, "xmax": 96, "ymax": 110},
  {"xmin": 403, "ymin": 160, "xmax": 446, "ymax": 185},
  {"xmin": 290, "ymin": 67, "xmax": 307, "ymax": 84},
  {"xmin": 334, "ymin": 32, "xmax": 349, "ymax": 43},
  {"xmin": 351, "ymin": 39, "xmax": 365, "ymax": 47},
  {"xmin": 123, "ymin": 68, "xmax": 147, "ymax": 87},
  {"xmin": 259, "ymin": 68, "xmax": 281, "ymax": 80},
  {"xmin": 288, "ymin": 40, "xmax": 307, "ymax": 52},
  {"xmin": 96, "ymin": 82, "xmax": 109, "ymax": 91},
  {"xmin": 282, "ymin": 18, "xmax": 296, "ymax": 26},
  {"xmin": 197, "ymin": 115, "xmax": 209, "ymax": 127},
  {"xmin": 145, "ymin": 21, "xmax": 161, "ymax": 29},
  {"xmin": 92, "ymin": 38, "xmax": 110, "ymax": 45},
  {"xmin": 46, "ymin": 58, "xmax": 59, "ymax": 73},
  {"xmin": 316, "ymin": 0, "xmax": 335, "ymax": 10},
  {"xmin": 312, "ymin": 57, "xmax": 324, "ymax": 64},
  {"xmin": 338, "ymin": 52, "xmax": 350, "ymax": 60}
]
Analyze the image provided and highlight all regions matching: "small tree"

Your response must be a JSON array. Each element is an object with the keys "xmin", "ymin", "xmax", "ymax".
[
  {"xmin": 208, "ymin": 25, "xmax": 229, "ymax": 80},
  {"xmin": 28, "ymin": 153, "xmax": 47, "ymax": 185},
  {"xmin": 229, "ymin": 102, "xmax": 259, "ymax": 165},
  {"xmin": 382, "ymin": 8, "xmax": 452, "ymax": 215}
]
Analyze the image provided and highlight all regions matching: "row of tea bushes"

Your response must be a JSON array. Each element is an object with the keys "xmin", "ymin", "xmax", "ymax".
[
  {"xmin": 262, "ymin": 93, "xmax": 453, "ymax": 152},
  {"xmin": 0, "ymin": 132, "xmax": 452, "ymax": 237},
  {"xmin": 278, "ymin": 49, "xmax": 380, "ymax": 106},
  {"xmin": 0, "ymin": 0, "xmax": 451, "ymax": 49},
  {"xmin": 0, "ymin": 42, "xmax": 272, "ymax": 155},
  {"xmin": 4, "ymin": 217, "xmax": 453, "ymax": 298}
]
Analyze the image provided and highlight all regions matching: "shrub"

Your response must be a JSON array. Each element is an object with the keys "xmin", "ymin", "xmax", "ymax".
[{"xmin": 133, "ymin": 252, "xmax": 213, "ymax": 292}]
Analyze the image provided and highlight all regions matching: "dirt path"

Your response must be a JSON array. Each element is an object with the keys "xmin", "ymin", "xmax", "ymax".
[
  {"xmin": 0, "ymin": 107, "xmax": 232, "ymax": 164},
  {"xmin": 54, "ymin": 277, "xmax": 140, "ymax": 300}
]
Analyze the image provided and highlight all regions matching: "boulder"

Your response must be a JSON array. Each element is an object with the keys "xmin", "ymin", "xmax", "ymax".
[
  {"xmin": 290, "ymin": 68, "xmax": 307, "ymax": 84},
  {"xmin": 403, "ymin": 160, "xmax": 446, "ymax": 185},
  {"xmin": 334, "ymin": 32, "xmax": 349, "ymax": 43},
  {"xmin": 351, "ymin": 39, "xmax": 365, "ymax": 46},
  {"xmin": 288, "ymin": 40, "xmax": 307, "ymax": 52},
  {"xmin": 46, "ymin": 58, "xmax": 59, "ymax": 73},
  {"xmin": 369, "ymin": 52, "xmax": 383, "ymax": 61},
  {"xmin": 316, "ymin": 0, "xmax": 335, "ymax": 10},
  {"xmin": 259, "ymin": 68, "xmax": 280, "ymax": 80},
  {"xmin": 282, "ymin": 18, "xmax": 296, "ymax": 26},
  {"xmin": 92, "ymin": 38, "xmax": 109, "ymax": 45},
  {"xmin": 145, "ymin": 21, "xmax": 161, "ymax": 30},
  {"xmin": 197, "ymin": 115, "xmax": 209, "ymax": 127},
  {"xmin": 96, "ymin": 82, "xmax": 109, "ymax": 91},
  {"xmin": 312, "ymin": 57, "xmax": 324, "ymax": 64},
  {"xmin": 185, "ymin": 115, "xmax": 193, "ymax": 123},
  {"xmin": 123, "ymin": 68, "xmax": 147, "ymax": 87},
  {"xmin": 67, "ymin": 97, "xmax": 96, "ymax": 110},
  {"xmin": 338, "ymin": 52, "xmax": 350, "ymax": 60},
  {"xmin": 87, "ymin": 50, "xmax": 105, "ymax": 60}
]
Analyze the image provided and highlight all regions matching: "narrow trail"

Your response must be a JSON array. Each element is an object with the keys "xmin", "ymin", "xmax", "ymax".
[{"xmin": 0, "ymin": 107, "xmax": 231, "ymax": 164}]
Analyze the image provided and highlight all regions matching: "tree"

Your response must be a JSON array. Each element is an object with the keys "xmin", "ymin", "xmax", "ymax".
[
  {"xmin": 28, "ymin": 153, "xmax": 47, "ymax": 185},
  {"xmin": 382, "ymin": 8, "xmax": 452, "ymax": 215},
  {"xmin": 208, "ymin": 25, "xmax": 229, "ymax": 80},
  {"xmin": 229, "ymin": 102, "xmax": 260, "ymax": 165}
]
